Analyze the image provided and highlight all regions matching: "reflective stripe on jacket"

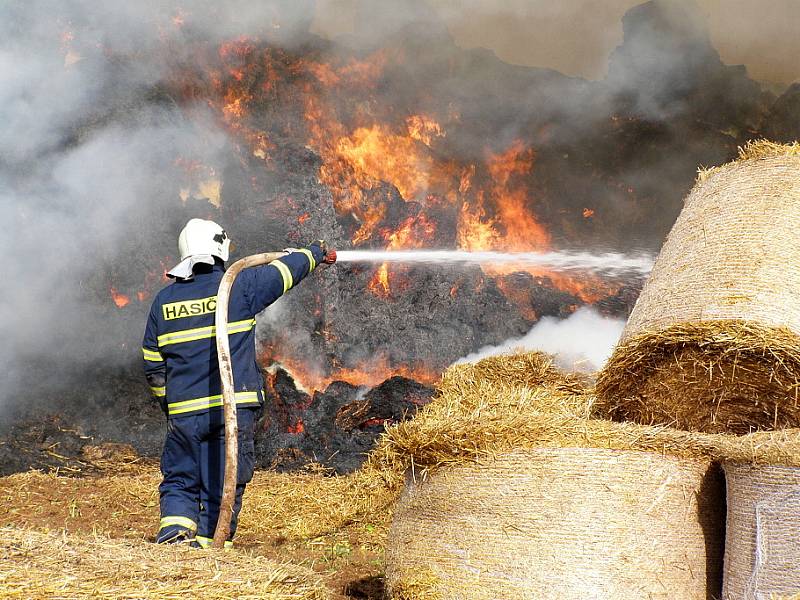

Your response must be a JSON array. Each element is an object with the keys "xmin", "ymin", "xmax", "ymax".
[{"xmin": 142, "ymin": 245, "xmax": 324, "ymax": 418}]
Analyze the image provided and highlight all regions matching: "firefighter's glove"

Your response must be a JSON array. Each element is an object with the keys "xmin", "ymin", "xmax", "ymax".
[{"xmin": 312, "ymin": 240, "xmax": 337, "ymax": 265}]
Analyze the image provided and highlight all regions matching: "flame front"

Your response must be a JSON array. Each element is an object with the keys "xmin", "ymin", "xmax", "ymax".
[{"xmin": 162, "ymin": 34, "xmax": 626, "ymax": 390}]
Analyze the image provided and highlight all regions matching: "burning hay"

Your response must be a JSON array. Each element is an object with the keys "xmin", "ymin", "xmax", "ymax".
[
  {"xmin": 0, "ymin": 527, "xmax": 328, "ymax": 600},
  {"xmin": 597, "ymin": 141, "xmax": 800, "ymax": 433},
  {"xmin": 385, "ymin": 448, "xmax": 724, "ymax": 600},
  {"xmin": 721, "ymin": 461, "xmax": 800, "ymax": 600}
]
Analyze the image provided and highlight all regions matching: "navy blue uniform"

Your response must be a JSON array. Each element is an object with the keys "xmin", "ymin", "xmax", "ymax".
[{"xmin": 142, "ymin": 245, "xmax": 323, "ymax": 546}]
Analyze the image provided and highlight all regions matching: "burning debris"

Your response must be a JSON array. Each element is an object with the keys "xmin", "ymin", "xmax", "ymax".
[{"xmin": 258, "ymin": 369, "xmax": 435, "ymax": 473}]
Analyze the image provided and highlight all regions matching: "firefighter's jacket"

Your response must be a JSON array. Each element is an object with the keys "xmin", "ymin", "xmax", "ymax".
[{"xmin": 142, "ymin": 245, "xmax": 324, "ymax": 418}]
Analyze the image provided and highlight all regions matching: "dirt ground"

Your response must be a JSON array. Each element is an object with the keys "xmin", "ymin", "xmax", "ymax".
[{"xmin": 0, "ymin": 446, "xmax": 393, "ymax": 599}]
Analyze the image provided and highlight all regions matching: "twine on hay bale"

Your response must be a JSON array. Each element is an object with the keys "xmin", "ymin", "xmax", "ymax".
[
  {"xmin": 385, "ymin": 448, "xmax": 725, "ymax": 600},
  {"xmin": 0, "ymin": 526, "xmax": 328, "ymax": 599},
  {"xmin": 597, "ymin": 141, "xmax": 800, "ymax": 434},
  {"xmin": 721, "ymin": 462, "xmax": 800, "ymax": 600}
]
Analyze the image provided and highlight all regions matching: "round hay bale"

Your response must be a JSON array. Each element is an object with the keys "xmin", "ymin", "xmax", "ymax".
[
  {"xmin": 722, "ymin": 461, "xmax": 800, "ymax": 600},
  {"xmin": 597, "ymin": 141, "xmax": 800, "ymax": 433},
  {"xmin": 385, "ymin": 447, "xmax": 725, "ymax": 600}
]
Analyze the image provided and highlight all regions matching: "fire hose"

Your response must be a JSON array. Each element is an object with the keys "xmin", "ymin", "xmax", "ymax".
[{"xmin": 211, "ymin": 251, "xmax": 285, "ymax": 548}]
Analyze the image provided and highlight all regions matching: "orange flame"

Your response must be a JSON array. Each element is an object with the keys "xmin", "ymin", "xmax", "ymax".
[
  {"xmin": 406, "ymin": 114, "xmax": 445, "ymax": 147},
  {"xmin": 368, "ymin": 263, "xmax": 391, "ymax": 298},
  {"xmin": 485, "ymin": 141, "xmax": 550, "ymax": 251},
  {"xmin": 328, "ymin": 124, "xmax": 434, "ymax": 202},
  {"xmin": 110, "ymin": 287, "xmax": 130, "ymax": 308},
  {"xmin": 261, "ymin": 347, "xmax": 439, "ymax": 393},
  {"xmin": 385, "ymin": 212, "xmax": 436, "ymax": 249},
  {"xmin": 169, "ymin": 39, "xmax": 625, "ymax": 357},
  {"xmin": 287, "ymin": 421, "xmax": 304, "ymax": 434}
]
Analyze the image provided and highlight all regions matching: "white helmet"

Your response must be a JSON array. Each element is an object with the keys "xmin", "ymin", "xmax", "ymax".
[
  {"xmin": 167, "ymin": 219, "xmax": 232, "ymax": 280},
  {"xmin": 177, "ymin": 218, "xmax": 231, "ymax": 262}
]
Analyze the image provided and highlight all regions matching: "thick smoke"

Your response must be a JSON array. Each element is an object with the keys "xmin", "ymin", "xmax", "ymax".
[
  {"xmin": 315, "ymin": 0, "xmax": 800, "ymax": 84},
  {"xmin": 456, "ymin": 307, "xmax": 625, "ymax": 372},
  {"xmin": 1, "ymin": 0, "xmax": 796, "ymax": 420},
  {"xmin": 0, "ymin": 1, "xmax": 317, "ymax": 412}
]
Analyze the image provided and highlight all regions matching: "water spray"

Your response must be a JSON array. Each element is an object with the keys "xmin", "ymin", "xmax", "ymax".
[
  {"xmin": 214, "ymin": 246, "xmax": 651, "ymax": 545},
  {"xmin": 337, "ymin": 249, "xmax": 654, "ymax": 275}
]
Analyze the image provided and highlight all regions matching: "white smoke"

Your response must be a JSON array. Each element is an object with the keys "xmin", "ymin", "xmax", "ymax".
[{"xmin": 456, "ymin": 307, "xmax": 625, "ymax": 372}]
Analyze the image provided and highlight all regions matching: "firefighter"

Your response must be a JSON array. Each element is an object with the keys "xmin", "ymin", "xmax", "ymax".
[{"xmin": 142, "ymin": 218, "xmax": 336, "ymax": 547}]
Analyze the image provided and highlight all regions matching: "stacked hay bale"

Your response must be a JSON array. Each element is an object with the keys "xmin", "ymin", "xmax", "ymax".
[
  {"xmin": 385, "ymin": 142, "xmax": 800, "ymax": 599},
  {"xmin": 718, "ymin": 430, "xmax": 800, "ymax": 600},
  {"xmin": 376, "ymin": 353, "xmax": 727, "ymax": 599},
  {"xmin": 592, "ymin": 140, "xmax": 800, "ymax": 598},
  {"xmin": 596, "ymin": 141, "xmax": 800, "ymax": 434}
]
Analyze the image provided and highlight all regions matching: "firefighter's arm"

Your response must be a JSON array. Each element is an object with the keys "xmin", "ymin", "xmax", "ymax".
[
  {"xmin": 142, "ymin": 304, "xmax": 167, "ymax": 403},
  {"xmin": 246, "ymin": 242, "xmax": 326, "ymax": 313}
]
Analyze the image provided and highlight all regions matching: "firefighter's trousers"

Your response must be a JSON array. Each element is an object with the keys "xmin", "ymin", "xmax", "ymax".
[{"xmin": 157, "ymin": 407, "xmax": 257, "ymax": 546}]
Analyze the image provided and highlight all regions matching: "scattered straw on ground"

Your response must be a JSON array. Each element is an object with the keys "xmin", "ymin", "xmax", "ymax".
[
  {"xmin": 239, "ymin": 465, "xmax": 399, "ymax": 544},
  {"xmin": 0, "ymin": 465, "xmax": 396, "ymax": 547},
  {"xmin": 388, "ymin": 567, "xmax": 442, "ymax": 600},
  {"xmin": 596, "ymin": 321, "xmax": 800, "ymax": 434},
  {"xmin": 0, "ymin": 526, "xmax": 328, "ymax": 600}
]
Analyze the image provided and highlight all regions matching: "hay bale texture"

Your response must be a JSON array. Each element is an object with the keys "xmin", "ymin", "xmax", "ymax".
[
  {"xmin": 378, "ymin": 353, "xmax": 733, "ymax": 600},
  {"xmin": 386, "ymin": 448, "xmax": 724, "ymax": 600},
  {"xmin": 721, "ymin": 462, "xmax": 800, "ymax": 600},
  {"xmin": 597, "ymin": 141, "xmax": 800, "ymax": 433}
]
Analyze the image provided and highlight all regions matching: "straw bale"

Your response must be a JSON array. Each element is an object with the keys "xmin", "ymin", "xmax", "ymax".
[
  {"xmin": 385, "ymin": 448, "xmax": 725, "ymax": 600},
  {"xmin": 715, "ymin": 428, "xmax": 800, "ymax": 467},
  {"xmin": 598, "ymin": 142, "xmax": 800, "ymax": 433},
  {"xmin": 597, "ymin": 321, "xmax": 800, "ymax": 434},
  {"xmin": 698, "ymin": 139, "xmax": 800, "ymax": 182},
  {"xmin": 368, "ymin": 377, "xmax": 729, "ymax": 478},
  {"xmin": 722, "ymin": 462, "xmax": 800, "ymax": 600},
  {"xmin": 0, "ymin": 526, "xmax": 329, "ymax": 599}
]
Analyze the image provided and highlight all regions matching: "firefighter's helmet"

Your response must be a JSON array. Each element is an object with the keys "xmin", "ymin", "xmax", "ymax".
[
  {"xmin": 167, "ymin": 219, "xmax": 232, "ymax": 280},
  {"xmin": 177, "ymin": 218, "xmax": 231, "ymax": 262}
]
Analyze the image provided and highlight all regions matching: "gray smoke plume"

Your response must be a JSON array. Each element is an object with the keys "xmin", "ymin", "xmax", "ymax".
[
  {"xmin": 456, "ymin": 307, "xmax": 625, "ymax": 372},
  {"xmin": 0, "ymin": 0, "xmax": 347, "ymax": 415}
]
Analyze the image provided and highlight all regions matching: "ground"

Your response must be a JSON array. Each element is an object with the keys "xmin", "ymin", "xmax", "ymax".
[{"xmin": 0, "ymin": 447, "xmax": 393, "ymax": 600}]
